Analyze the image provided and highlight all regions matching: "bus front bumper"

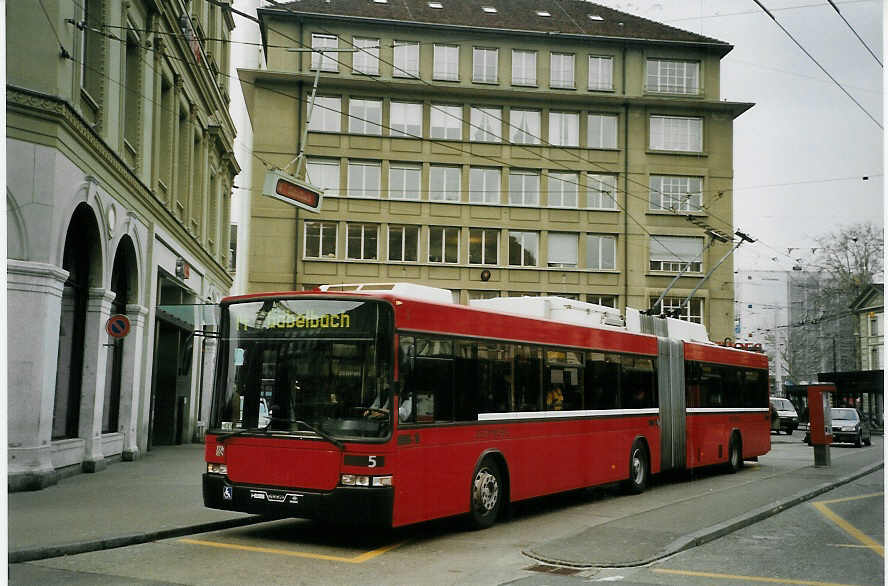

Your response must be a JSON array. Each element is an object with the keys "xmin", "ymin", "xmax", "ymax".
[{"xmin": 203, "ymin": 473, "xmax": 394, "ymax": 526}]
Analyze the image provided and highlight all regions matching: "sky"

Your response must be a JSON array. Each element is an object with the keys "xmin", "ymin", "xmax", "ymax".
[{"xmin": 596, "ymin": 0, "xmax": 884, "ymax": 272}]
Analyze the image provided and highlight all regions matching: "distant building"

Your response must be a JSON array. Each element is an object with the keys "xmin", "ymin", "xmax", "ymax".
[
  {"xmin": 734, "ymin": 270, "xmax": 789, "ymax": 392},
  {"xmin": 239, "ymin": 0, "xmax": 752, "ymax": 340},
  {"xmin": 852, "ymin": 283, "xmax": 884, "ymax": 371},
  {"xmin": 7, "ymin": 0, "xmax": 238, "ymax": 490}
]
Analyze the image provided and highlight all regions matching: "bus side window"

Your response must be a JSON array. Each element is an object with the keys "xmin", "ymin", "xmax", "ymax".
[{"xmin": 585, "ymin": 352, "xmax": 620, "ymax": 410}]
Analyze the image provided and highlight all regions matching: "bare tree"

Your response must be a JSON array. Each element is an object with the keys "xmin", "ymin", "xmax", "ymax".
[{"xmin": 813, "ymin": 222, "xmax": 883, "ymax": 298}]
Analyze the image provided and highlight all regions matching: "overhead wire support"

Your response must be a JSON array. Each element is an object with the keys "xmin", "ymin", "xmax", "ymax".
[
  {"xmin": 825, "ymin": 0, "xmax": 882, "ymax": 67},
  {"xmin": 674, "ymin": 230, "xmax": 756, "ymax": 316},
  {"xmin": 751, "ymin": 0, "xmax": 882, "ymax": 129}
]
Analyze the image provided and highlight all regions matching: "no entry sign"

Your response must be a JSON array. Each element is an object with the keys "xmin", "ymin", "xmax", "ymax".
[{"xmin": 106, "ymin": 314, "xmax": 131, "ymax": 339}]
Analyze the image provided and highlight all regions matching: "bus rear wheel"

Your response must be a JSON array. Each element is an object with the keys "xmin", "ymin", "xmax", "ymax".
[
  {"xmin": 469, "ymin": 458, "xmax": 503, "ymax": 529},
  {"xmin": 622, "ymin": 440, "xmax": 649, "ymax": 494},
  {"xmin": 726, "ymin": 434, "xmax": 743, "ymax": 473}
]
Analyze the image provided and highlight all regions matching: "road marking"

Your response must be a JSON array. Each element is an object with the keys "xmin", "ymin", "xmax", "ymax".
[
  {"xmin": 652, "ymin": 568, "xmax": 857, "ymax": 585},
  {"xmin": 179, "ymin": 537, "xmax": 407, "ymax": 563},
  {"xmin": 812, "ymin": 492, "xmax": 883, "ymax": 558}
]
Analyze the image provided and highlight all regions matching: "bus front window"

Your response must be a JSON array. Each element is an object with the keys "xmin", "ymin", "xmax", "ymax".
[{"xmin": 212, "ymin": 299, "xmax": 393, "ymax": 440}]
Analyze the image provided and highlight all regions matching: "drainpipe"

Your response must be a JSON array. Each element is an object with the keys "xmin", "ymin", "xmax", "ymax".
[{"xmin": 622, "ymin": 43, "xmax": 629, "ymax": 309}]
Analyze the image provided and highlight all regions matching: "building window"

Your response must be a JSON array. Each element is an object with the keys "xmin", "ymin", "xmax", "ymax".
[
  {"xmin": 347, "ymin": 160, "xmax": 381, "ymax": 198},
  {"xmin": 390, "ymin": 102, "xmax": 422, "ymax": 138},
  {"xmin": 349, "ymin": 98, "xmax": 382, "ymax": 135},
  {"xmin": 122, "ymin": 27, "xmax": 141, "ymax": 159},
  {"xmin": 305, "ymin": 221, "xmax": 337, "ymax": 258},
  {"xmin": 430, "ymin": 165, "xmax": 461, "ymax": 202},
  {"xmin": 510, "ymin": 109, "xmax": 540, "ymax": 144},
  {"xmin": 469, "ymin": 228, "xmax": 499, "ymax": 264},
  {"xmin": 550, "ymin": 53, "xmax": 575, "ymax": 88},
  {"xmin": 588, "ymin": 114, "xmax": 618, "ymax": 149},
  {"xmin": 469, "ymin": 167, "xmax": 501, "ymax": 204},
  {"xmin": 509, "ymin": 231, "xmax": 539, "ymax": 267},
  {"xmin": 228, "ymin": 224, "xmax": 238, "ymax": 271},
  {"xmin": 347, "ymin": 223, "xmax": 378, "ymax": 260},
  {"xmin": 871, "ymin": 346, "xmax": 883, "ymax": 369},
  {"xmin": 548, "ymin": 232, "xmax": 578, "ymax": 268},
  {"xmin": 388, "ymin": 225, "xmax": 419, "ymax": 261},
  {"xmin": 549, "ymin": 111, "xmax": 579, "ymax": 147},
  {"xmin": 587, "ymin": 294, "xmax": 616, "ymax": 307},
  {"xmin": 870, "ymin": 314, "xmax": 882, "ymax": 336},
  {"xmin": 389, "ymin": 163, "xmax": 421, "ymax": 200},
  {"xmin": 80, "ymin": 0, "xmax": 103, "ymax": 100},
  {"xmin": 308, "ymin": 96, "xmax": 342, "ymax": 132},
  {"xmin": 512, "ymin": 49, "xmax": 537, "ymax": 86},
  {"xmin": 650, "ymin": 115, "xmax": 703, "ymax": 152},
  {"xmin": 649, "ymin": 236, "xmax": 703, "ymax": 272},
  {"xmin": 305, "ymin": 158, "xmax": 340, "ymax": 196},
  {"xmin": 469, "ymin": 290, "xmax": 499, "ymax": 300},
  {"xmin": 311, "ymin": 34, "xmax": 338, "ymax": 71},
  {"xmin": 393, "ymin": 41, "xmax": 420, "ymax": 78},
  {"xmin": 429, "ymin": 226, "xmax": 459, "ymax": 263},
  {"xmin": 433, "ymin": 44, "xmax": 459, "ymax": 80},
  {"xmin": 353, "ymin": 37, "xmax": 380, "ymax": 75},
  {"xmin": 587, "ymin": 174, "xmax": 618, "ymax": 209},
  {"xmin": 473, "ymin": 47, "xmax": 498, "ymax": 83},
  {"xmin": 430, "ymin": 104, "xmax": 462, "ymax": 140},
  {"xmin": 588, "ymin": 56, "xmax": 613, "ymax": 90},
  {"xmin": 470, "ymin": 107, "xmax": 502, "ymax": 142},
  {"xmin": 509, "ymin": 170, "xmax": 539, "ymax": 206},
  {"xmin": 548, "ymin": 172, "xmax": 578, "ymax": 208},
  {"xmin": 646, "ymin": 59, "xmax": 699, "ymax": 94},
  {"xmin": 649, "ymin": 175, "xmax": 703, "ymax": 212},
  {"xmin": 587, "ymin": 234, "xmax": 616, "ymax": 270},
  {"xmin": 651, "ymin": 296, "xmax": 703, "ymax": 323}
]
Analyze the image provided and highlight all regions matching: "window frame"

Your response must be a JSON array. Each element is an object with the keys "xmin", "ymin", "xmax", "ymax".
[
  {"xmin": 429, "ymin": 165, "xmax": 462, "ymax": 202},
  {"xmin": 428, "ymin": 225, "xmax": 460, "ymax": 264},
  {"xmin": 511, "ymin": 49, "xmax": 537, "ymax": 86},
  {"xmin": 388, "ymin": 162, "xmax": 422, "ymax": 200},
  {"xmin": 305, "ymin": 158, "xmax": 341, "ymax": 197},
  {"xmin": 304, "ymin": 221, "xmax": 338, "ymax": 258},
  {"xmin": 587, "ymin": 173, "xmax": 618, "ymax": 210},
  {"xmin": 430, "ymin": 104, "xmax": 462, "ymax": 140},
  {"xmin": 547, "ymin": 172, "xmax": 579, "ymax": 208},
  {"xmin": 469, "ymin": 166, "xmax": 501, "ymax": 204},
  {"xmin": 389, "ymin": 101, "xmax": 423, "ymax": 138},
  {"xmin": 433, "ymin": 44, "xmax": 460, "ymax": 81},
  {"xmin": 469, "ymin": 227, "xmax": 499, "ymax": 265},
  {"xmin": 547, "ymin": 232, "xmax": 579, "ymax": 268},
  {"xmin": 352, "ymin": 37, "xmax": 380, "ymax": 76},
  {"xmin": 649, "ymin": 235, "xmax": 704, "ymax": 273},
  {"xmin": 393, "ymin": 40, "xmax": 420, "ymax": 78},
  {"xmin": 308, "ymin": 96, "xmax": 342, "ymax": 133},
  {"xmin": 651, "ymin": 296, "xmax": 703, "ymax": 324},
  {"xmin": 510, "ymin": 109, "xmax": 541, "ymax": 145},
  {"xmin": 470, "ymin": 106, "xmax": 503, "ymax": 143},
  {"xmin": 549, "ymin": 52, "xmax": 575, "ymax": 89},
  {"xmin": 508, "ymin": 230, "xmax": 539, "ymax": 267},
  {"xmin": 311, "ymin": 33, "xmax": 339, "ymax": 72},
  {"xmin": 472, "ymin": 47, "xmax": 499, "ymax": 83},
  {"xmin": 587, "ymin": 113, "xmax": 618, "ymax": 149},
  {"xmin": 646, "ymin": 58, "xmax": 700, "ymax": 95},
  {"xmin": 586, "ymin": 234, "xmax": 617, "ymax": 271},
  {"xmin": 649, "ymin": 115, "xmax": 703, "ymax": 153},
  {"xmin": 509, "ymin": 169, "xmax": 540, "ymax": 206},
  {"xmin": 549, "ymin": 111, "xmax": 580, "ymax": 147},
  {"xmin": 348, "ymin": 98, "xmax": 383, "ymax": 135},
  {"xmin": 347, "ymin": 160, "xmax": 381, "ymax": 198},
  {"xmin": 346, "ymin": 222, "xmax": 379, "ymax": 260},
  {"xmin": 588, "ymin": 55, "xmax": 614, "ymax": 91},
  {"xmin": 388, "ymin": 224, "xmax": 420, "ymax": 262},
  {"xmin": 649, "ymin": 175, "xmax": 703, "ymax": 213}
]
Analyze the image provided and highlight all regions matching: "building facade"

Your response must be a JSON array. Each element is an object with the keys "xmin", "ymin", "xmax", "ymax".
[
  {"xmin": 7, "ymin": 0, "xmax": 239, "ymax": 490},
  {"xmin": 735, "ymin": 270, "xmax": 790, "ymax": 393},
  {"xmin": 242, "ymin": 0, "xmax": 751, "ymax": 340}
]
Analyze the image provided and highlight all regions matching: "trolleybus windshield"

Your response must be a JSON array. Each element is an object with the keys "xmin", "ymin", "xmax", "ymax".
[{"xmin": 210, "ymin": 298, "xmax": 394, "ymax": 441}]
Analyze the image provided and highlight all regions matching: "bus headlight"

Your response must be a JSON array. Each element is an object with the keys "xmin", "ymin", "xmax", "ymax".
[
  {"xmin": 340, "ymin": 474, "xmax": 392, "ymax": 487},
  {"xmin": 207, "ymin": 463, "xmax": 228, "ymax": 475}
]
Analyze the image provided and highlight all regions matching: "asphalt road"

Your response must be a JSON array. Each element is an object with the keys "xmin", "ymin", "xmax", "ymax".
[{"xmin": 11, "ymin": 431, "xmax": 884, "ymax": 586}]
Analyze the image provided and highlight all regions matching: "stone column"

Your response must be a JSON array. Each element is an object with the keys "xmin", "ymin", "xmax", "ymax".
[
  {"xmin": 119, "ymin": 303, "xmax": 148, "ymax": 461},
  {"xmin": 78, "ymin": 288, "xmax": 116, "ymax": 472},
  {"xmin": 7, "ymin": 260, "xmax": 69, "ymax": 491}
]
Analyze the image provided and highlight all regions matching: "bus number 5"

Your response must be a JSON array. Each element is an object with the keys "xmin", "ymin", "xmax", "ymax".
[{"xmin": 368, "ymin": 455, "xmax": 377, "ymax": 468}]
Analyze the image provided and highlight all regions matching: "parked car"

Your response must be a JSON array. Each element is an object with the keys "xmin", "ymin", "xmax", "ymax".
[
  {"xmin": 829, "ymin": 408, "xmax": 871, "ymax": 447},
  {"xmin": 769, "ymin": 397, "xmax": 799, "ymax": 434}
]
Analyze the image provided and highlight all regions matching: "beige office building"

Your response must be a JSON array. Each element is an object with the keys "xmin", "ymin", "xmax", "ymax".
[{"xmin": 241, "ymin": 0, "xmax": 751, "ymax": 341}]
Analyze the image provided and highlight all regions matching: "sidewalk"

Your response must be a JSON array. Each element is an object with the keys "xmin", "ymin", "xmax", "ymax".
[
  {"xmin": 8, "ymin": 444, "xmax": 261, "ymax": 563},
  {"xmin": 8, "ymin": 437, "xmax": 883, "ymax": 567}
]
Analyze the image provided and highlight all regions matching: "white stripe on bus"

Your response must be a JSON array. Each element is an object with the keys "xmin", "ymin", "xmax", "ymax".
[
  {"xmin": 686, "ymin": 407, "xmax": 770, "ymax": 413},
  {"xmin": 477, "ymin": 408, "xmax": 660, "ymax": 421}
]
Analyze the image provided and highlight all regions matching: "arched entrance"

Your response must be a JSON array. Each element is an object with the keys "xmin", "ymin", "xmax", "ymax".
[
  {"xmin": 103, "ymin": 236, "xmax": 138, "ymax": 433},
  {"xmin": 53, "ymin": 203, "xmax": 102, "ymax": 439}
]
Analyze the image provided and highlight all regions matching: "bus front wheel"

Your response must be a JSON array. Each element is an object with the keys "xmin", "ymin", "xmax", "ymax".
[
  {"xmin": 726, "ymin": 433, "xmax": 743, "ymax": 473},
  {"xmin": 469, "ymin": 458, "xmax": 503, "ymax": 529}
]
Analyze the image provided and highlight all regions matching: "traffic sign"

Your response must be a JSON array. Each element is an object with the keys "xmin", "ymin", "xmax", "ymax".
[{"xmin": 106, "ymin": 314, "xmax": 131, "ymax": 339}]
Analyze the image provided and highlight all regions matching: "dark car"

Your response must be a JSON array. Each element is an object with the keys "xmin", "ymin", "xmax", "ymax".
[
  {"xmin": 769, "ymin": 397, "xmax": 799, "ymax": 434},
  {"xmin": 805, "ymin": 407, "xmax": 871, "ymax": 447}
]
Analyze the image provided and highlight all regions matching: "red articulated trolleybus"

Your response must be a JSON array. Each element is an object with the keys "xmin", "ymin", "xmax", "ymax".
[{"xmin": 203, "ymin": 283, "xmax": 770, "ymax": 529}]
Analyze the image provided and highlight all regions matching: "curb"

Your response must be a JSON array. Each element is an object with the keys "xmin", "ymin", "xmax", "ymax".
[
  {"xmin": 524, "ymin": 460, "xmax": 884, "ymax": 569},
  {"xmin": 10, "ymin": 515, "xmax": 267, "ymax": 564}
]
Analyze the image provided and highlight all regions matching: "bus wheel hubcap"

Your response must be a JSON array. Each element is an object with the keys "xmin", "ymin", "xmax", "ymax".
[
  {"xmin": 632, "ymin": 451, "xmax": 644, "ymax": 484},
  {"xmin": 474, "ymin": 469, "xmax": 498, "ymax": 513}
]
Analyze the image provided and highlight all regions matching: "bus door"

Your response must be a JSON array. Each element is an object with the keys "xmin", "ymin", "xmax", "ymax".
[{"xmin": 394, "ymin": 336, "xmax": 458, "ymax": 524}]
